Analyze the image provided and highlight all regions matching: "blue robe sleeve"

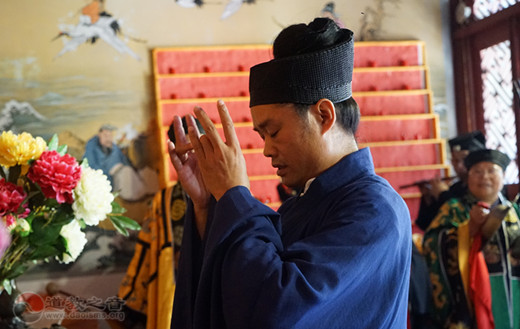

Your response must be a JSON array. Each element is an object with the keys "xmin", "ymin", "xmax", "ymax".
[{"xmin": 173, "ymin": 184, "xmax": 411, "ymax": 329}]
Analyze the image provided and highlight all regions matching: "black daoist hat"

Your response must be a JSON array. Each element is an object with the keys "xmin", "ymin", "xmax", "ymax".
[
  {"xmin": 448, "ymin": 131, "xmax": 486, "ymax": 152},
  {"xmin": 464, "ymin": 149, "xmax": 511, "ymax": 171},
  {"xmin": 248, "ymin": 27, "xmax": 354, "ymax": 107}
]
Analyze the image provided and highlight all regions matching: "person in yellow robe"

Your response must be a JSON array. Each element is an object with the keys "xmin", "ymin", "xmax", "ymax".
[{"xmin": 118, "ymin": 119, "xmax": 203, "ymax": 329}]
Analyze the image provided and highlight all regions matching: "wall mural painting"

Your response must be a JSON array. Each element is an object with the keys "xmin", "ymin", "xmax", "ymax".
[
  {"xmin": 175, "ymin": 0, "xmax": 260, "ymax": 20},
  {"xmin": 0, "ymin": 100, "xmax": 46, "ymax": 133},
  {"xmin": 53, "ymin": 0, "xmax": 144, "ymax": 60},
  {"xmin": 221, "ymin": 0, "xmax": 257, "ymax": 20},
  {"xmin": 0, "ymin": 1, "xmax": 159, "ymax": 278},
  {"xmin": 359, "ymin": 0, "xmax": 401, "ymax": 41},
  {"xmin": 320, "ymin": 2, "xmax": 345, "ymax": 28},
  {"xmin": 1, "ymin": 96, "xmax": 159, "ymax": 279},
  {"xmin": 271, "ymin": 2, "xmax": 343, "ymax": 36}
]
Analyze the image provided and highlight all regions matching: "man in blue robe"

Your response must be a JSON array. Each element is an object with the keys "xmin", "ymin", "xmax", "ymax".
[
  {"xmin": 168, "ymin": 18, "xmax": 411, "ymax": 329},
  {"xmin": 83, "ymin": 124, "xmax": 131, "ymax": 188}
]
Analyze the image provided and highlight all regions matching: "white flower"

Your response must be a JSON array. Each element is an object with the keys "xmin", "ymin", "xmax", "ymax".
[
  {"xmin": 72, "ymin": 167, "xmax": 114, "ymax": 226},
  {"xmin": 58, "ymin": 220, "xmax": 87, "ymax": 264}
]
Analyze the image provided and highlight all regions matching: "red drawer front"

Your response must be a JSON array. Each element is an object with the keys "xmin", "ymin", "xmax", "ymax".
[
  {"xmin": 404, "ymin": 196, "xmax": 421, "ymax": 223},
  {"xmin": 162, "ymin": 125, "xmax": 263, "ymax": 152},
  {"xmin": 356, "ymin": 118, "xmax": 436, "ymax": 143},
  {"xmin": 244, "ymin": 152, "xmax": 276, "ymax": 176},
  {"xmin": 354, "ymin": 44, "xmax": 422, "ymax": 67},
  {"xmin": 160, "ymin": 100, "xmax": 252, "ymax": 126},
  {"xmin": 159, "ymin": 76, "xmax": 250, "ymax": 100},
  {"xmin": 161, "ymin": 94, "xmax": 430, "ymax": 125},
  {"xmin": 250, "ymin": 179, "xmax": 281, "ymax": 204},
  {"xmin": 155, "ymin": 48, "xmax": 272, "ymax": 74},
  {"xmin": 356, "ymin": 93, "xmax": 430, "ymax": 116},
  {"xmin": 352, "ymin": 69, "xmax": 425, "ymax": 92},
  {"xmin": 368, "ymin": 143, "xmax": 442, "ymax": 168},
  {"xmin": 379, "ymin": 168, "xmax": 449, "ymax": 193}
]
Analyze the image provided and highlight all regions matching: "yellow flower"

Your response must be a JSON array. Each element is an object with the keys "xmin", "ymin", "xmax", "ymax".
[{"xmin": 0, "ymin": 131, "xmax": 47, "ymax": 167}]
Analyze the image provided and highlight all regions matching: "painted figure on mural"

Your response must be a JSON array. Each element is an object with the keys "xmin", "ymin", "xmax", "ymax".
[{"xmin": 83, "ymin": 124, "xmax": 158, "ymax": 202}]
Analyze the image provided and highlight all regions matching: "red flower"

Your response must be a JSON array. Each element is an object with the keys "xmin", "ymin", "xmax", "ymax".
[
  {"xmin": 27, "ymin": 150, "xmax": 81, "ymax": 204},
  {"xmin": 0, "ymin": 178, "xmax": 27, "ymax": 223}
]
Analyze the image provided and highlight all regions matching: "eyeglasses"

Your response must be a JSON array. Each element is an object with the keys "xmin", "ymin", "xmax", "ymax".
[{"xmin": 468, "ymin": 166, "xmax": 502, "ymax": 177}]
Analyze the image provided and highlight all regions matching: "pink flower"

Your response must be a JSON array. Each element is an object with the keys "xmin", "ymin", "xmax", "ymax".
[
  {"xmin": 2, "ymin": 214, "xmax": 16, "ymax": 227},
  {"xmin": 27, "ymin": 150, "xmax": 82, "ymax": 204},
  {"xmin": 0, "ymin": 178, "xmax": 27, "ymax": 219},
  {"xmin": 0, "ymin": 220, "xmax": 9, "ymax": 258}
]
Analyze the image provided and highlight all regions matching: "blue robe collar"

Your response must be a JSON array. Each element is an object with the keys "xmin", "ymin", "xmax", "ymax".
[{"xmin": 300, "ymin": 147, "xmax": 375, "ymax": 201}]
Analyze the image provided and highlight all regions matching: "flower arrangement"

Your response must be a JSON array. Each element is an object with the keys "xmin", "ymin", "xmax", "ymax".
[{"xmin": 0, "ymin": 131, "xmax": 140, "ymax": 295}]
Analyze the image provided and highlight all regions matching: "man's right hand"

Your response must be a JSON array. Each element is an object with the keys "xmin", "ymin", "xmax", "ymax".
[{"xmin": 188, "ymin": 100, "xmax": 250, "ymax": 201}]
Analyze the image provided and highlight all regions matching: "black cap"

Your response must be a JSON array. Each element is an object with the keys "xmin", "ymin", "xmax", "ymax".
[
  {"xmin": 448, "ymin": 131, "xmax": 486, "ymax": 152},
  {"xmin": 249, "ymin": 27, "xmax": 354, "ymax": 107},
  {"xmin": 464, "ymin": 149, "xmax": 511, "ymax": 171}
]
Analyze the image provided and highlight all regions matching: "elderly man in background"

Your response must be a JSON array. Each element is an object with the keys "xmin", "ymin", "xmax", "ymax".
[
  {"xmin": 415, "ymin": 131, "xmax": 487, "ymax": 231},
  {"xmin": 423, "ymin": 148, "xmax": 520, "ymax": 329}
]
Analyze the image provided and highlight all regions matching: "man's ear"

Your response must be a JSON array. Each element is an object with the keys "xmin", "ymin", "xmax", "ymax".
[{"xmin": 310, "ymin": 98, "xmax": 336, "ymax": 134}]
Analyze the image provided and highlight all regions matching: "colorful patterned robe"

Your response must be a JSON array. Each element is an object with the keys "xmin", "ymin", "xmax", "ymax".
[{"xmin": 423, "ymin": 193, "xmax": 520, "ymax": 329}]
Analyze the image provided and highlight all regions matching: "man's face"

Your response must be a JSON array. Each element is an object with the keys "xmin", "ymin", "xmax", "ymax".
[
  {"xmin": 98, "ymin": 129, "xmax": 114, "ymax": 148},
  {"xmin": 467, "ymin": 161, "xmax": 504, "ymax": 202},
  {"xmin": 451, "ymin": 149, "xmax": 470, "ymax": 181},
  {"xmin": 251, "ymin": 104, "xmax": 323, "ymax": 189}
]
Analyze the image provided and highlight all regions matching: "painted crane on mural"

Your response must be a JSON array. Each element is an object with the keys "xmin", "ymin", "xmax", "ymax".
[
  {"xmin": 221, "ymin": 0, "xmax": 256, "ymax": 20},
  {"xmin": 175, "ymin": 0, "xmax": 205, "ymax": 7},
  {"xmin": 320, "ymin": 2, "xmax": 344, "ymax": 28},
  {"xmin": 53, "ymin": 0, "xmax": 142, "ymax": 61},
  {"xmin": 174, "ymin": 0, "xmax": 261, "ymax": 20}
]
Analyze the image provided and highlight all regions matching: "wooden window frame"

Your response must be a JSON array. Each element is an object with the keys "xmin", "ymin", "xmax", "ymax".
[{"xmin": 449, "ymin": 1, "xmax": 520, "ymax": 187}]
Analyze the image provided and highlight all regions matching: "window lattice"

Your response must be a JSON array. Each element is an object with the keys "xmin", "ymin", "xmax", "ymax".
[
  {"xmin": 473, "ymin": 0, "xmax": 520, "ymax": 20},
  {"xmin": 480, "ymin": 40, "xmax": 518, "ymax": 184}
]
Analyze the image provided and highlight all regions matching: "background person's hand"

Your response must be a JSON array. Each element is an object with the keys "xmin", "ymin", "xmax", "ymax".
[
  {"xmin": 418, "ymin": 182, "xmax": 434, "ymax": 205},
  {"xmin": 429, "ymin": 176, "xmax": 450, "ymax": 199},
  {"xmin": 189, "ymin": 100, "xmax": 250, "ymax": 201},
  {"xmin": 469, "ymin": 202, "xmax": 490, "ymax": 237}
]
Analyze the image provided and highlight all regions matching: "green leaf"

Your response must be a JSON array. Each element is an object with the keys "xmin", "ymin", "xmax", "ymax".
[
  {"xmin": 80, "ymin": 158, "xmax": 89, "ymax": 168},
  {"xmin": 52, "ymin": 204, "xmax": 75, "ymax": 226},
  {"xmin": 109, "ymin": 216, "xmax": 129, "ymax": 236},
  {"xmin": 0, "ymin": 167, "xmax": 6, "ymax": 179},
  {"xmin": 44, "ymin": 197, "xmax": 60, "ymax": 209},
  {"xmin": 30, "ymin": 244, "xmax": 61, "ymax": 260},
  {"xmin": 57, "ymin": 144, "xmax": 68, "ymax": 155},
  {"xmin": 29, "ymin": 216, "xmax": 64, "ymax": 246},
  {"xmin": 47, "ymin": 134, "xmax": 59, "ymax": 151},
  {"xmin": 7, "ymin": 165, "xmax": 21, "ymax": 184},
  {"xmin": 2, "ymin": 279, "xmax": 13, "ymax": 295},
  {"xmin": 110, "ymin": 215, "xmax": 141, "ymax": 230},
  {"xmin": 111, "ymin": 201, "xmax": 126, "ymax": 214},
  {"xmin": 6, "ymin": 263, "xmax": 29, "ymax": 279}
]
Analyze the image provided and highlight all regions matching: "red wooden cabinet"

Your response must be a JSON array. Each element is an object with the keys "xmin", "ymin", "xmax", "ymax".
[{"xmin": 152, "ymin": 41, "xmax": 449, "ymax": 219}]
